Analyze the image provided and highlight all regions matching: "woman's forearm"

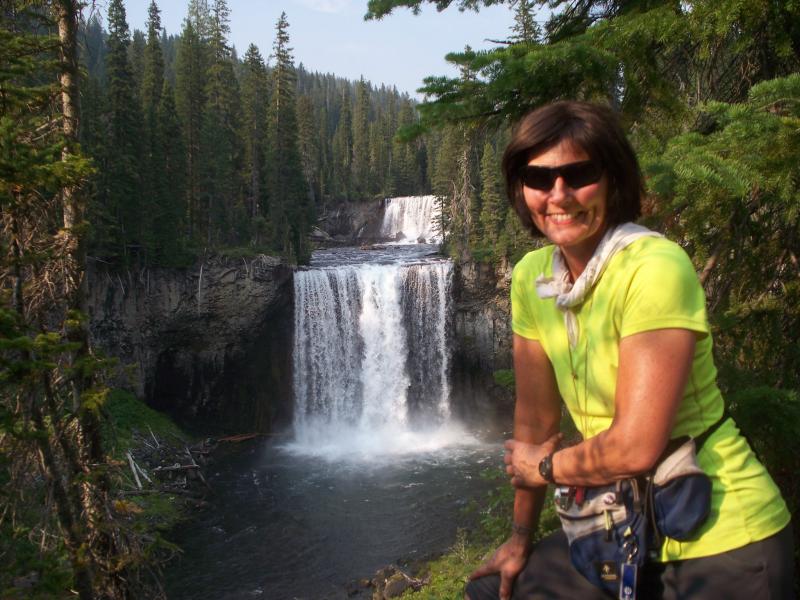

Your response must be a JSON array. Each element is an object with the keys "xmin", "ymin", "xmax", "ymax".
[
  {"xmin": 551, "ymin": 427, "xmax": 654, "ymax": 487},
  {"xmin": 511, "ymin": 486, "xmax": 546, "ymax": 547}
]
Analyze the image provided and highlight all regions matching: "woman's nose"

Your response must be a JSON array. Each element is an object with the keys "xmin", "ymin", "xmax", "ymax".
[{"xmin": 549, "ymin": 176, "xmax": 571, "ymax": 204}]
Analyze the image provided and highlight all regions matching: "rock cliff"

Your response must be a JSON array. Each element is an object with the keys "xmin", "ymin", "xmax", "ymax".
[
  {"xmin": 450, "ymin": 259, "xmax": 515, "ymax": 422},
  {"xmin": 88, "ymin": 255, "xmax": 294, "ymax": 433}
]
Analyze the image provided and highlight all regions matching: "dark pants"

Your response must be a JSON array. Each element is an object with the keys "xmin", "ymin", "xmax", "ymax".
[{"xmin": 466, "ymin": 525, "xmax": 795, "ymax": 600}]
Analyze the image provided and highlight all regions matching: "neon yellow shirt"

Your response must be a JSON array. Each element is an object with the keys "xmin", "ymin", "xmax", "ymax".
[{"xmin": 511, "ymin": 235, "xmax": 790, "ymax": 561}]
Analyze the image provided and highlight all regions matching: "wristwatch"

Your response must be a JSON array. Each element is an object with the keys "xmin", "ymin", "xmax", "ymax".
[{"xmin": 538, "ymin": 452, "xmax": 555, "ymax": 484}]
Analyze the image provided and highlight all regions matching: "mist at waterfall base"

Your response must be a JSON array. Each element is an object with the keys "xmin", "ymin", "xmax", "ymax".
[{"xmin": 166, "ymin": 198, "xmax": 504, "ymax": 600}]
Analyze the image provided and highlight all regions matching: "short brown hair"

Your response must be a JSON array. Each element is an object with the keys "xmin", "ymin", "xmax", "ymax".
[{"xmin": 501, "ymin": 101, "xmax": 643, "ymax": 237}]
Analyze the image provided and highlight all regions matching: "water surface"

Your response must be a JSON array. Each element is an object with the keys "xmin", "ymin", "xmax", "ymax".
[{"xmin": 165, "ymin": 438, "xmax": 501, "ymax": 600}]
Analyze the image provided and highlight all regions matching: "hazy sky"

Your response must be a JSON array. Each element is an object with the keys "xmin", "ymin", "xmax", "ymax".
[{"xmin": 93, "ymin": 0, "xmax": 518, "ymax": 98}]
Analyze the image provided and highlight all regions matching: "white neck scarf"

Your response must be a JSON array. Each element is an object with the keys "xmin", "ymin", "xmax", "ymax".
[{"xmin": 535, "ymin": 222, "xmax": 662, "ymax": 348}]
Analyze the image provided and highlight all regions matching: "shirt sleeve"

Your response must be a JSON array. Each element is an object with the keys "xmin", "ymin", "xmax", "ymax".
[
  {"xmin": 620, "ymin": 241, "xmax": 709, "ymax": 338},
  {"xmin": 511, "ymin": 259, "xmax": 541, "ymax": 340}
]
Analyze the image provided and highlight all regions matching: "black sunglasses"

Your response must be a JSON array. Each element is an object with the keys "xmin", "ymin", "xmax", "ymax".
[{"xmin": 519, "ymin": 160, "xmax": 603, "ymax": 191}]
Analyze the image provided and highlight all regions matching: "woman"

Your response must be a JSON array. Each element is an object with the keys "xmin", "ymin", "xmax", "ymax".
[{"xmin": 466, "ymin": 101, "xmax": 793, "ymax": 600}]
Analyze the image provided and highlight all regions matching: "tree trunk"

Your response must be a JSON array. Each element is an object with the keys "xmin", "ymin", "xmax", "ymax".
[{"xmin": 57, "ymin": 2, "xmax": 119, "ymax": 597}]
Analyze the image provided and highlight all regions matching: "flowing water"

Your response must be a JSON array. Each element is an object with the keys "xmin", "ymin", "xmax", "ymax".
[
  {"xmin": 166, "ymin": 199, "xmax": 503, "ymax": 600},
  {"xmin": 380, "ymin": 195, "xmax": 442, "ymax": 243}
]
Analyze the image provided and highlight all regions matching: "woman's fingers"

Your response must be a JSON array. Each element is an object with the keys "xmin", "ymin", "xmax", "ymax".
[
  {"xmin": 468, "ymin": 558, "xmax": 498, "ymax": 581},
  {"xmin": 499, "ymin": 569, "xmax": 514, "ymax": 600}
]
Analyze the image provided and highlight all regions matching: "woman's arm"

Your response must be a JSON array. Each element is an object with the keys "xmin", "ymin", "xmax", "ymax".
[
  {"xmin": 469, "ymin": 334, "xmax": 562, "ymax": 599},
  {"xmin": 505, "ymin": 328, "xmax": 696, "ymax": 488}
]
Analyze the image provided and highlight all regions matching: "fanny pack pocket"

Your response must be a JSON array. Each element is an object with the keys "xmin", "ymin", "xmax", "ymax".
[
  {"xmin": 555, "ymin": 479, "xmax": 647, "ymax": 596},
  {"xmin": 650, "ymin": 437, "xmax": 712, "ymax": 541}
]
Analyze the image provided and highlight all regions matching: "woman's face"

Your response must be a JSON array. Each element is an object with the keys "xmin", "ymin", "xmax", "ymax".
[{"xmin": 523, "ymin": 140, "xmax": 609, "ymax": 261}]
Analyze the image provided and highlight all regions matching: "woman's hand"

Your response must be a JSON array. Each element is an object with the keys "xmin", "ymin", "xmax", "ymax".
[
  {"xmin": 504, "ymin": 432, "xmax": 563, "ymax": 488},
  {"xmin": 469, "ymin": 534, "xmax": 531, "ymax": 600}
]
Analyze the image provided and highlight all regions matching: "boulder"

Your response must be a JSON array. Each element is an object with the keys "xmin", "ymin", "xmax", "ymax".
[{"xmin": 371, "ymin": 565, "xmax": 426, "ymax": 599}]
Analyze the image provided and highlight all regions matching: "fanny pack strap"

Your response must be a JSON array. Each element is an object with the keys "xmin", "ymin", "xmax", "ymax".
[
  {"xmin": 693, "ymin": 406, "xmax": 731, "ymax": 451},
  {"xmin": 658, "ymin": 405, "xmax": 730, "ymax": 462}
]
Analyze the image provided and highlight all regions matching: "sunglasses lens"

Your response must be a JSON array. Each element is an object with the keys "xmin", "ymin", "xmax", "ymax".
[
  {"xmin": 562, "ymin": 161, "xmax": 603, "ymax": 188},
  {"xmin": 520, "ymin": 161, "xmax": 602, "ymax": 190},
  {"xmin": 520, "ymin": 167, "xmax": 555, "ymax": 190}
]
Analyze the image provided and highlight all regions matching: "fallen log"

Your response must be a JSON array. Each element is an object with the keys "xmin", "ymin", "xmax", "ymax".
[
  {"xmin": 217, "ymin": 433, "xmax": 260, "ymax": 443},
  {"xmin": 152, "ymin": 464, "xmax": 200, "ymax": 473}
]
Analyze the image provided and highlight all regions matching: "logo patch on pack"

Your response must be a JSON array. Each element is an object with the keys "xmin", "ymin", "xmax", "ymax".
[{"xmin": 599, "ymin": 561, "xmax": 618, "ymax": 581}]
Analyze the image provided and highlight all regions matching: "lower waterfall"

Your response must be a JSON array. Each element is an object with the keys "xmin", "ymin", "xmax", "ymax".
[{"xmin": 291, "ymin": 257, "xmax": 464, "ymax": 456}]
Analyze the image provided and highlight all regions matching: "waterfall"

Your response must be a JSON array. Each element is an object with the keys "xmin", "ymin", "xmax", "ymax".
[
  {"xmin": 292, "ymin": 260, "xmax": 455, "ymax": 455},
  {"xmin": 380, "ymin": 195, "xmax": 442, "ymax": 243}
]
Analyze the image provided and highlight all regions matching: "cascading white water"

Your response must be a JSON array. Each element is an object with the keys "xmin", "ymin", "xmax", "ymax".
[
  {"xmin": 291, "ymin": 259, "xmax": 458, "ymax": 457},
  {"xmin": 380, "ymin": 195, "xmax": 442, "ymax": 243}
]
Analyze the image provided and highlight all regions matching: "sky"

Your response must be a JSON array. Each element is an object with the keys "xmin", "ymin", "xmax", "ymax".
[{"xmin": 94, "ymin": 0, "xmax": 517, "ymax": 99}]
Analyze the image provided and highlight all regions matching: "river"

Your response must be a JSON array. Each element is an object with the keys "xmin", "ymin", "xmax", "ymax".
[{"xmin": 165, "ymin": 198, "xmax": 505, "ymax": 599}]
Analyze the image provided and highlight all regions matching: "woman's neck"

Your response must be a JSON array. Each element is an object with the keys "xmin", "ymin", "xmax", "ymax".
[{"xmin": 559, "ymin": 226, "xmax": 609, "ymax": 281}]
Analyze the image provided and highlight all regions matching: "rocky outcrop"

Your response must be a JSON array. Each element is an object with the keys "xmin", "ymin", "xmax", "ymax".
[
  {"xmin": 450, "ymin": 259, "xmax": 515, "ymax": 420},
  {"xmin": 88, "ymin": 255, "xmax": 294, "ymax": 433},
  {"xmin": 316, "ymin": 198, "xmax": 387, "ymax": 243}
]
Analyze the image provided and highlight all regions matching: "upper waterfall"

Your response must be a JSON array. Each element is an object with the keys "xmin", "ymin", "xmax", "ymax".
[{"xmin": 380, "ymin": 195, "xmax": 442, "ymax": 244}]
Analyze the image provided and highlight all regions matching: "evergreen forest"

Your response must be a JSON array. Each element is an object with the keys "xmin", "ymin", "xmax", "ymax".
[
  {"xmin": 1, "ymin": 0, "xmax": 799, "ymax": 597},
  {"xmin": 80, "ymin": 0, "xmax": 433, "ymax": 266}
]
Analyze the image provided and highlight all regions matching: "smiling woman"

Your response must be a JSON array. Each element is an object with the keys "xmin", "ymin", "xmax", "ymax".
[{"xmin": 465, "ymin": 101, "xmax": 793, "ymax": 600}]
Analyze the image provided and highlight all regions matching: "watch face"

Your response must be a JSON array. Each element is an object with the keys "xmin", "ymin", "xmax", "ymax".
[{"xmin": 539, "ymin": 454, "xmax": 553, "ymax": 482}]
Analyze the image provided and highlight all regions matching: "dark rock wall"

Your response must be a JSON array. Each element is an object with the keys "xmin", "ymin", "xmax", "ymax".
[
  {"xmin": 316, "ymin": 198, "xmax": 386, "ymax": 242},
  {"xmin": 451, "ymin": 260, "xmax": 515, "ymax": 425},
  {"xmin": 88, "ymin": 256, "xmax": 294, "ymax": 433}
]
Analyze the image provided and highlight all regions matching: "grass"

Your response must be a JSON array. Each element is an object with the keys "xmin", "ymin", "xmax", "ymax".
[
  {"xmin": 102, "ymin": 389, "xmax": 195, "ymax": 534},
  {"xmin": 401, "ymin": 470, "xmax": 561, "ymax": 599},
  {"xmin": 102, "ymin": 388, "xmax": 188, "ymax": 456}
]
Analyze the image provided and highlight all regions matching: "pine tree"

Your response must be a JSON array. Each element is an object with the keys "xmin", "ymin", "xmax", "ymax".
[
  {"xmin": 154, "ymin": 80, "xmax": 187, "ymax": 263},
  {"xmin": 478, "ymin": 140, "xmax": 506, "ymax": 258},
  {"xmin": 266, "ymin": 12, "xmax": 313, "ymax": 261},
  {"xmin": 129, "ymin": 29, "xmax": 146, "ymax": 96},
  {"xmin": 105, "ymin": 0, "xmax": 144, "ymax": 263},
  {"xmin": 352, "ymin": 77, "xmax": 371, "ymax": 198},
  {"xmin": 510, "ymin": 0, "xmax": 539, "ymax": 45},
  {"xmin": 141, "ymin": 0, "xmax": 166, "ymax": 259},
  {"xmin": 142, "ymin": 1, "xmax": 164, "ymax": 118},
  {"xmin": 187, "ymin": 0, "xmax": 212, "ymax": 39},
  {"xmin": 391, "ymin": 100, "xmax": 422, "ymax": 196},
  {"xmin": 199, "ymin": 0, "xmax": 242, "ymax": 246},
  {"xmin": 296, "ymin": 94, "xmax": 320, "ymax": 206},
  {"xmin": 175, "ymin": 15, "xmax": 207, "ymax": 242},
  {"xmin": 369, "ymin": 0, "xmax": 800, "ymax": 127},
  {"xmin": 332, "ymin": 87, "xmax": 353, "ymax": 199},
  {"xmin": 240, "ymin": 43, "xmax": 269, "ymax": 242}
]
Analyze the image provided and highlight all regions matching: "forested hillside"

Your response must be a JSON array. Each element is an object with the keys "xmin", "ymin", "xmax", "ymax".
[{"xmin": 79, "ymin": 0, "xmax": 432, "ymax": 266}]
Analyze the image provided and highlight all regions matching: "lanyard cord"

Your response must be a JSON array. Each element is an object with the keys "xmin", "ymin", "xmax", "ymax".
[{"xmin": 566, "ymin": 293, "xmax": 595, "ymax": 440}]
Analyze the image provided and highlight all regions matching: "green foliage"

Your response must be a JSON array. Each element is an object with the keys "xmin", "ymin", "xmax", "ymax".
[
  {"xmin": 103, "ymin": 0, "xmax": 145, "ymax": 263},
  {"xmin": 492, "ymin": 369, "xmax": 515, "ymax": 391},
  {"xmin": 642, "ymin": 79, "xmax": 800, "ymax": 392},
  {"xmin": 404, "ymin": 470, "xmax": 561, "ymax": 599},
  {"xmin": 102, "ymin": 389, "xmax": 186, "ymax": 455},
  {"xmin": 265, "ymin": 12, "xmax": 313, "ymax": 263},
  {"xmin": 365, "ymin": 0, "xmax": 506, "ymax": 19}
]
